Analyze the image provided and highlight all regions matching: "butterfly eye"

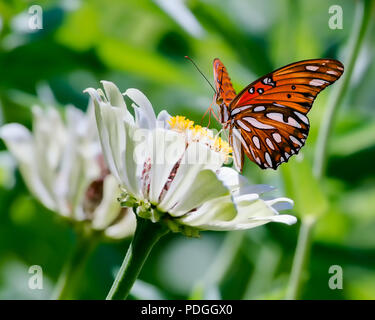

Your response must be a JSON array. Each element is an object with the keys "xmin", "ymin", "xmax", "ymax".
[{"xmin": 216, "ymin": 96, "xmax": 223, "ymax": 104}]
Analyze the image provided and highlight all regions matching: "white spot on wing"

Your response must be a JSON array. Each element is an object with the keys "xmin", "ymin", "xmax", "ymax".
[
  {"xmin": 243, "ymin": 117, "xmax": 275, "ymax": 129},
  {"xmin": 294, "ymin": 111, "xmax": 309, "ymax": 125},
  {"xmin": 327, "ymin": 70, "xmax": 338, "ymax": 75},
  {"xmin": 266, "ymin": 113, "xmax": 301, "ymax": 128},
  {"xmin": 236, "ymin": 120, "xmax": 251, "ymax": 132},
  {"xmin": 287, "ymin": 117, "xmax": 301, "ymax": 128},
  {"xmin": 265, "ymin": 152, "xmax": 272, "ymax": 167},
  {"xmin": 231, "ymin": 105, "xmax": 252, "ymax": 116},
  {"xmin": 252, "ymin": 136, "xmax": 261, "ymax": 149},
  {"xmin": 290, "ymin": 135, "xmax": 302, "ymax": 147},
  {"xmin": 249, "ymin": 145, "xmax": 256, "ymax": 159},
  {"xmin": 266, "ymin": 138, "xmax": 275, "ymax": 150},
  {"xmin": 309, "ymin": 79, "xmax": 327, "ymax": 87},
  {"xmin": 306, "ymin": 65, "xmax": 319, "ymax": 71},
  {"xmin": 266, "ymin": 112, "xmax": 284, "ymax": 123},
  {"xmin": 253, "ymin": 106, "xmax": 265, "ymax": 112},
  {"xmin": 272, "ymin": 133, "xmax": 282, "ymax": 143}
]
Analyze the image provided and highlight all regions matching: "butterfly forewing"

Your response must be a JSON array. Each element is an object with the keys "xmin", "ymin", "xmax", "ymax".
[
  {"xmin": 213, "ymin": 58, "xmax": 344, "ymax": 170},
  {"xmin": 213, "ymin": 58, "xmax": 237, "ymax": 106},
  {"xmin": 230, "ymin": 59, "xmax": 344, "ymax": 114}
]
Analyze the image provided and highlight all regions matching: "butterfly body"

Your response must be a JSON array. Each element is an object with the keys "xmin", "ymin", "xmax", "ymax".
[{"xmin": 213, "ymin": 58, "xmax": 344, "ymax": 171}]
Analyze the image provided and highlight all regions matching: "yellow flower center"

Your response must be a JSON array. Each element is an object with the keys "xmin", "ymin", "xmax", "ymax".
[
  {"xmin": 168, "ymin": 116, "xmax": 194, "ymax": 131},
  {"xmin": 168, "ymin": 116, "xmax": 232, "ymax": 159}
]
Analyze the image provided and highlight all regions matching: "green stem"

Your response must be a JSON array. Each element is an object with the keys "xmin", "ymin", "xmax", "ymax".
[
  {"xmin": 286, "ymin": 0, "xmax": 374, "ymax": 300},
  {"xmin": 313, "ymin": 0, "xmax": 375, "ymax": 179},
  {"xmin": 243, "ymin": 242, "xmax": 281, "ymax": 299},
  {"xmin": 52, "ymin": 233, "xmax": 98, "ymax": 300},
  {"xmin": 189, "ymin": 231, "xmax": 245, "ymax": 299},
  {"xmin": 206, "ymin": 231, "xmax": 246, "ymax": 285},
  {"xmin": 285, "ymin": 216, "xmax": 316, "ymax": 300},
  {"xmin": 106, "ymin": 217, "xmax": 169, "ymax": 300}
]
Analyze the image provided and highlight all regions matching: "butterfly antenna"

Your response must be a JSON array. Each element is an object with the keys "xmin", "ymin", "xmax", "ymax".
[{"xmin": 185, "ymin": 56, "xmax": 216, "ymax": 94}]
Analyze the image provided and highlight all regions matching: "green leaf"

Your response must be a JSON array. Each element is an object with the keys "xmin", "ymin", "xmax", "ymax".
[
  {"xmin": 331, "ymin": 122, "xmax": 375, "ymax": 156},
  {"xmin": 97, "ymin": 38, "xmax": 191, "ymax": 85}
]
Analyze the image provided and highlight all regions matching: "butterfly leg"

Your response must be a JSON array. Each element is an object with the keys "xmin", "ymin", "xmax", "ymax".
[
  {"xmin": 201, "ymin": 95, "xmax": 219, "ymax": 127},
  {"xmin": 201, "ymin": 103, "xmax": 213, "ymax": 125}
]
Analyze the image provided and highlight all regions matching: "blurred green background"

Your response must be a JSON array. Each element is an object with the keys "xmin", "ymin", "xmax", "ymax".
[{"xmin": 0, "ymin": 0, "xmax": 374, "ymax": 300}]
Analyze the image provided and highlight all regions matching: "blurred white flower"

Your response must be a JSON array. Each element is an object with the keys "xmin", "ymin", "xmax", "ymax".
[
  {"xmin": 0, "ymin": 102, "xmax": 135, "ymax": 239},
  {"xmin": 85, "ymin": 81, "xmax": 296, "ymax": 236}
]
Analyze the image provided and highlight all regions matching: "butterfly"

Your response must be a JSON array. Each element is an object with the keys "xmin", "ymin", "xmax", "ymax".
[{"xmin": 213, "ymin": 58, "xmax": 344, "ymax": 171}]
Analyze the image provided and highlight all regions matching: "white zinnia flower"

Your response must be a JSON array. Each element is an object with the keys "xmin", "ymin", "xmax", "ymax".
[
  {"xmin": 0, "ymin": 102, "xmax": 136, "ymax": 239},
  {"xmin": 85, "ymin": 81, "xmax": 296, "ymax": 236}
]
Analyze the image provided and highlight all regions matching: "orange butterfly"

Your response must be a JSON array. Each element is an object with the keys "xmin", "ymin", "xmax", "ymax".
[{"xmin": 213, "ymin": 58, "xmax": 344, "ymax": 171}]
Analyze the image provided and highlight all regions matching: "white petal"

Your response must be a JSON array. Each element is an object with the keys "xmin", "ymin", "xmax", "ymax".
[
  {"xmin": 101, "ymin": 107, "xmax": 140, "ymax": 197},
  {"xmin": 158, "ymin": 142, "xmax": 225, "ymax": 213},
  {"xmin": 233, "ymin": 193, "xmax": 259, "ymax": 203},
  {"xmin": 101, "ymin": 81, "xmax": 135, "ymax": 125},
  {"xmin": 178, "ymin": 195, "xmax": 236, "ymax": 226},
  {"xmin": 0, "ymin": 123, "xmax": 56, "ymax": 211},
  {"xmin": 85, "ymin": 88, "xmax": 121, "ymax": 182},
  {"xmin": 237, "ymin": 184, "xmax": 275, "ymax": 195},
  {"xmin": 92, "ymin": 175, "xmax": 122, "ymax": 230},
  {"xmin": 133, "ymin": 106, "xmax": 152, "ymax": 129},
  {"xmin": 156, "ymin": 110, "xmax": 172, "ymax": 128},
  {"xmin": 148, "ymin": 128, "xmax": 186, "ymax": 204},
  {"xmin": 216, "ymin": 167, "xmax": 247, "ymax": 191},
  {"xmin": 123, "ymin": 88, "xmax": 156, "ymax": 129},
  {"xmin": 197, "ymin": 196, "xmax": 296, "ymax": 231},
  {"xmin": 101, "ymin": 81, "xmax": 126, "ymax": 108},
  {"xmin": 104, "ymin": 207, "xmax": 137, "ymax": 239},
  {"xmin": 199, "ymin": 214, "xmax": 296, "ymax": 231},
  {"xmin": 249, "ymin": 214, "xmax": 297, "ymax": 225},
  {"xmin": 167, "ymin": 169, "xmax": 230, "ymax": 217},
  {"xmin": 265, "ymin": 197, "xmax": 294, "ymax": 211},
  {"xmin": 0, "ymin": 124, "xmax": 33, "ymax": 163}
]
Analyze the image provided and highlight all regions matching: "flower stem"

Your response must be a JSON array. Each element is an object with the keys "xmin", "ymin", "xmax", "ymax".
[
  {"xmin": 285, "ymin": 216, "xmax": 316, "ymax": 300},
  {"xmin": 52, "ymin": 233, "xmax": 98, "ymax": 300},
  {"xmin": 313, "ymin": 0, "xmax": 375, "ymax": 179},
  {"xmin": 106, "ymin": 217, "xmax": 169, "ymax": 300}
]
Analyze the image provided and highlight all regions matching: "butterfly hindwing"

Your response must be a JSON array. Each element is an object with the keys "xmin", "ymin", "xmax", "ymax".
[
  {"xmin": 229, "ymin": 126, "xmax": 244, "ymax": 171},
  {"xmin": 232, "ymin": 103, "xmax": 309, "ymax": 169}
]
